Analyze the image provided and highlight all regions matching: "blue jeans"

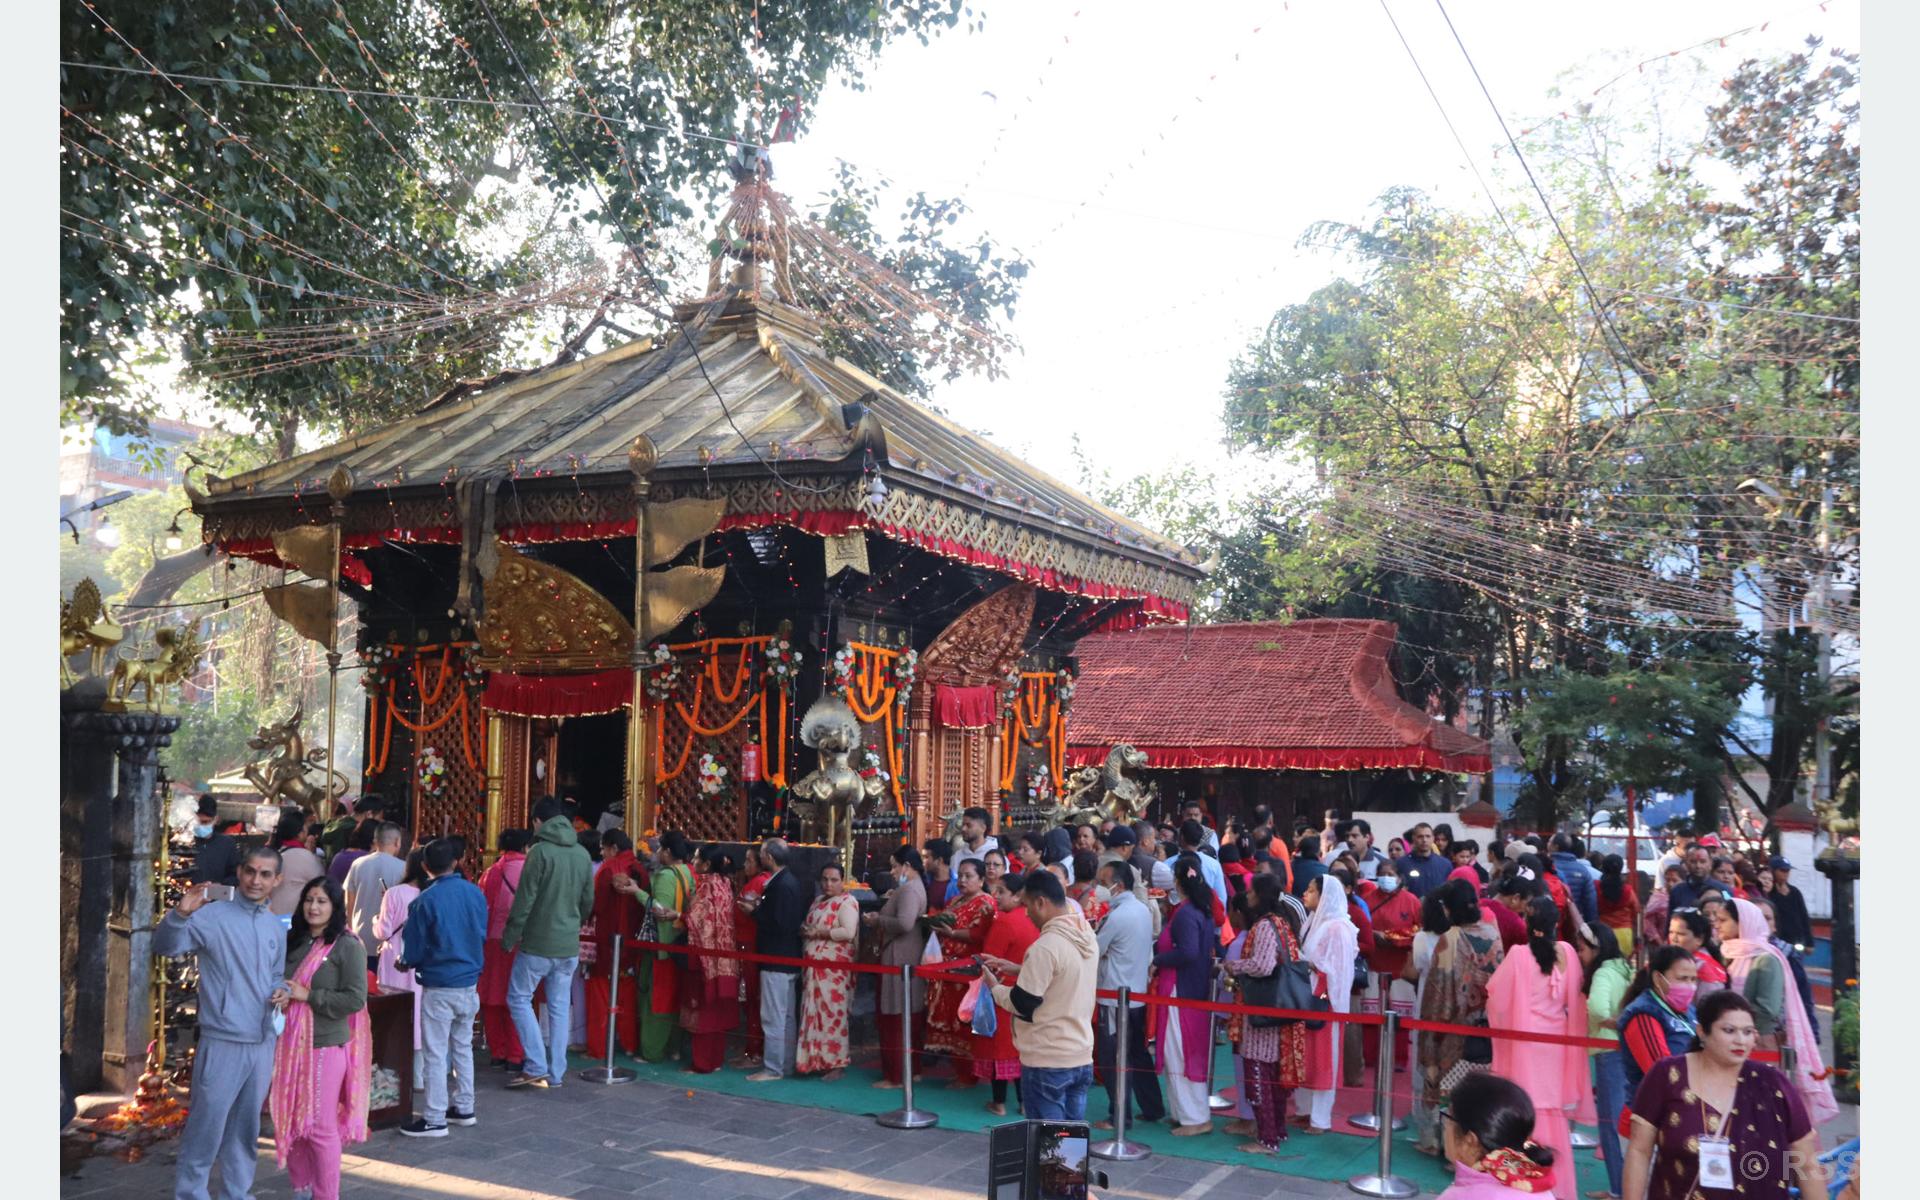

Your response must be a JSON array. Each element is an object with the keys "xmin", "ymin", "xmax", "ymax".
[
  {"xmin": 1023, "ymin": 1064, "xmax": 1093, "ymax": 1121},
  {"xmin": 507, "ymin": 952, "xmax": 578, "ymax": 1083},
  {"xmin": 1593, "ymin": 1051, "xmax": 1628, "ymax": 1196}
]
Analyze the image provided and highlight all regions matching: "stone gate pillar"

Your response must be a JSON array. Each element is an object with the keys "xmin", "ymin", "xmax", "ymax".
[{"xmin": 62, "ymin": 695, "xmax": 179, "ymax": 1094}]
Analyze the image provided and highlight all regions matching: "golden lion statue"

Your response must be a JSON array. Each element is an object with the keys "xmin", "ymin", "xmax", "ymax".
[{"xmin": 105, "ymin": 625, "xmax": 200, "ymax": 712}]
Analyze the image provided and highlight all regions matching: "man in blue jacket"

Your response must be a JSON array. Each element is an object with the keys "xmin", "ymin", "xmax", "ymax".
[
  {"xmin": 1549, "ymin": 832, "xmax": 1600, "ymax": 928},
  {"xmin": 399, "ymin": 838, "xmax": 490, "ymax": 1137}
]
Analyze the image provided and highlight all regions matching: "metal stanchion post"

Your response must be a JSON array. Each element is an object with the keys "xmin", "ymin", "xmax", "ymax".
[
  {"xmin": 1347, "ymin": 1011, "xmax": 1418, "ymax": 1198},
  {"xmin": 876, "ymin": 963, "xmax": 938, "ymax": 1129},
  {"xmin": 1092, "ymin": 988, "xmax": 1152, "ymax": 1162},
  {"xmin": 578, "ymin": 938, "xmax": 636, "ymax": 1085},
  {"xmin": 1207, "ymin": 965, "xmax": 1233, "ymax": 1112},
  {"xmin": 1351, "ymin": 977, "xmax": 1407, "ymax": 1132}
]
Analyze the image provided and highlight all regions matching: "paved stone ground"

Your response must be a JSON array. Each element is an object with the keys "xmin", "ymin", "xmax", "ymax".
[{"xmin": 60, "ymin": 1076, "xmax": 1372, "ymax": 1200}]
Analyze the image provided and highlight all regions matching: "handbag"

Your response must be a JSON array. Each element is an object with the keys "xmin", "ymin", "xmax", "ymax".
[
  {"xmin": 1250, "ymin": 918, "xmax": 1330, "ymax": 1030},
  {"xmin": 1462, "ymin": 1017, "xmax": 1493, "ymax": 1064}
]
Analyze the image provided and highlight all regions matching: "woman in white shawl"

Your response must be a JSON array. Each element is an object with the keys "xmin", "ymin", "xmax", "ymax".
[{"xmin": 1293, "ymin": 871, "xmax": 1357, "ymax": 1132}]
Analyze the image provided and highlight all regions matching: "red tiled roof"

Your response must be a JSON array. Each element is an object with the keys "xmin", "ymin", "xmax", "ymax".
[{"xmin": 1064, "ymin": 619, "xmax": 1491, "ymax": 773}]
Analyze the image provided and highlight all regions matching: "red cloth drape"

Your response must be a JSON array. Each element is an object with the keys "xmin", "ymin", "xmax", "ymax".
[
  {"xmin": 934, "ymin": 685, "xmax": 997, "ymax": 728},
  {"xmin": 482, "ymin": 669, "xmax": 632, "ymax": 718},
  {"xmin": 1063, "ymin": 742, "xmax": 1492, "ymax": 774}
]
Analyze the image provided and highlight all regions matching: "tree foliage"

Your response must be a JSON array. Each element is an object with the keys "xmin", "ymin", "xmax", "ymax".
[
  {"xmin": 62, "ymin": 0, "xmax": 1011, "ymax": 446},
  {"xmin": 1215, "ymin": 44, "xmax": 1858, "ymax": 827}
]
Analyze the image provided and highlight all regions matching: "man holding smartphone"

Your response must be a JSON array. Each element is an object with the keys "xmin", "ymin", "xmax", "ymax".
[{"xmin": 153, "ymin": 847, "xmax": 289, "ymax": 1200}]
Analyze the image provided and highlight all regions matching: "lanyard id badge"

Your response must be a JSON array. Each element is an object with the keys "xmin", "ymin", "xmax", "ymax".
[{"xmin": 1698, "ymin": 1136, "xmax": 1735, "ymax": 1190}]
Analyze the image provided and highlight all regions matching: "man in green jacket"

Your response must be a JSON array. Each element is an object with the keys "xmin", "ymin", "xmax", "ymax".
[{"xmin": 502, "ymin": 796, "xmax": 596, "ymax": 1089}]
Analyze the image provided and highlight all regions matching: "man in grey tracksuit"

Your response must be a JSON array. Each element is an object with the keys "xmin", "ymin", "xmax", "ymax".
[{"xmin": 153, "ymin": 847, "xmax": 289, "ymax": 1200}]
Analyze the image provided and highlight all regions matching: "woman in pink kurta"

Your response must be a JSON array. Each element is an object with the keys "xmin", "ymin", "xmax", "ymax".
[
  {"xmin": 371, "ymin": 849, "xmax": 427, "ymax": 1071},
  {"xmin": 1485, "ymin": 895, "xmax": 1589, "ymax": 1200}
]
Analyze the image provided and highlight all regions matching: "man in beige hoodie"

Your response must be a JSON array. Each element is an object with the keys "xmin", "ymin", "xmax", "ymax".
[{"xmin": 981, "ymin": 870, "xmax": 1098, "ymax": 1120}]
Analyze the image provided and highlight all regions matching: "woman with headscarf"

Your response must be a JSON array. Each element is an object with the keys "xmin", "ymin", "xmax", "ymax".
[
  {"xmin": 1416, "ymin": 879, "xmax": 1506, "ymax": 1155},
  {"xmin": 1714, "ymin": 897, "xmax": 1838, "ymax": 1127},
  {"xmin": 680, "ymin": 845, "xmax": 741, "ymax": 1073},
  {"xmin": 1293, "ymin": 871, "xmax": 1358, "ymax": 1133},
  {"xmin": 1486, "ymin": 896, "xmax": 1590, "ymax": 1199},
  {"xmin": 1152, "ymin": 852, "xmax": 1219, "ymax": 1135}
]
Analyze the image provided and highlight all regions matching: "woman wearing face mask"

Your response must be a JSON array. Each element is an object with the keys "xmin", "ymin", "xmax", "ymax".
[
  {"xmin": 1621, "ymin": 992, "xmax": 1821, "ymax": 1200},
  {"xmin": 865, "ymin": 845, "xmax": 928, "ymax": 1089},
  {"xmin": 1357, "ymin": 862, "xmax": 1420, "ymax": 1074},
  {"xmin": 1293, "ymin": 872, "xmax": 1359, "ymax": 1133},
  {"xmin": 1434, "ymin": 1072, "xmax": 1559, "ymax": 1198},
  {"xmin": 1665, "ymin": 908, "xmax": 1728, "ymax": 999},
  {"xmin": 1613, "ymin": 947, "xmax": 1697, "ymax": 1101}
]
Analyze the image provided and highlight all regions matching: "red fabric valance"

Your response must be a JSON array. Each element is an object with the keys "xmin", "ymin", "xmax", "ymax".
[
  {"xmin": 1063, "ymin": 742, "xmax": 1492, "ymax": 775},
  {"xmin": 215, "ymin": 509, "xmax": 1191, "ymax": 617},
  {"xmin": 934, "ymin": 685, "xmax": 998, "ymax": 729},
  {"xmin": 482, "ymin": 669, "xmax": 632, "ymax": 718}
]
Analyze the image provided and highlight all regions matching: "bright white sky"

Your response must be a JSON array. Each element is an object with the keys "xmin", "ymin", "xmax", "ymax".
[{"xmin": 767, "ymin": 0, "xmax": 1860, "ymax": 499}]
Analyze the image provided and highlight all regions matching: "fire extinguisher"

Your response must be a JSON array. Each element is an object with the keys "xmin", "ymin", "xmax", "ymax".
[{"xmin": 741, "ymin": 740, "xmax": 762, "ymax": 784}]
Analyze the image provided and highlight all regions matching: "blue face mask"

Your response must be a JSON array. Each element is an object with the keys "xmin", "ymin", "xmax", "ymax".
[
  {"xmin": 1377, "ymin": 876, "xmax": 1401, "ymax": 894},
  {"xmin": 193, "ymin": 823, "xmax": 215, "ymax": 839}
]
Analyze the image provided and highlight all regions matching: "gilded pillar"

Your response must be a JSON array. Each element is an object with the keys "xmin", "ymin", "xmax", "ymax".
[{"xmin": 483, "ymin": 711, "xmax": 505, "ymax": 862}]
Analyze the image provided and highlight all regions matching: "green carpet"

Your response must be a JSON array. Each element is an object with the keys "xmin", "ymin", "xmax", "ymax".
[{"xmin": 565, "ymin": 1040, "xmax": 1610, "ymax": 1191}]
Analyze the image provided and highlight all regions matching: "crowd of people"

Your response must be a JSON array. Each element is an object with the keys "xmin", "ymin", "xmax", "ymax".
[{"xmin": 158, "ymin": 794, "xmax": 1846, "ymax": 1200}]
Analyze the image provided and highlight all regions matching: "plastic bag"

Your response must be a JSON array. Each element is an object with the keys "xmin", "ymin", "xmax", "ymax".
[
  {"xmin": 971, "ymin": 985, "xmax": 998, "ymax": 1036},
  {"xmin": 922, "ymin": 932, "xmax": 943, "ymax": 964},
  {"xmin": 956, "ymin": 975, "xmax": 984, "ymax": 1023}
]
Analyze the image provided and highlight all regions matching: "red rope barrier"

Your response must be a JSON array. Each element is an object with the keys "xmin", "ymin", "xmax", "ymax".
[{"xmin": 620, "ymin": 938, "xmax": 1780, "ymax": 1061}]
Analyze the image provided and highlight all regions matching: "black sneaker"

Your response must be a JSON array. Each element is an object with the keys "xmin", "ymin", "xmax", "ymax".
[
  {"xmin": 446, "ymin": 1109, "xmax": 477, "ymax": 1127},
  {"xmin": 398, "ymin": 1118, "xmax": 448, "ymax": 1138}
]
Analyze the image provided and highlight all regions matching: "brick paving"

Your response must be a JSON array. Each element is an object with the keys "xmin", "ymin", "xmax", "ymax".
[{"xmin": 60, "ymin": 1075, "xmax": 1368, "ymax": 1200}]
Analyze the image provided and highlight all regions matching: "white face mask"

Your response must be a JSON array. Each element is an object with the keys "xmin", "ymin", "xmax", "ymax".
[{"xmin": 1377, "ymin": 877, "xmax": 1401, "ymax": 894}]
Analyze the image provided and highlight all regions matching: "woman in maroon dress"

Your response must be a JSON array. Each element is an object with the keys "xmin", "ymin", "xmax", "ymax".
[{"xmin": 1622, "ymin": 991, "xmax": 1822, "ymax": 1200}]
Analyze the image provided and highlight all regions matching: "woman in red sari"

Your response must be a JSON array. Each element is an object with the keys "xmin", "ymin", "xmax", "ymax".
[
  {"xmin": 679, "ymin": 845, "xmax": 741, "ymax": 1073},
  {"xmin": 972, "ymin": 871, "xmax": 1039, "ymax": 1115},
  {"xmin": 734, "ymin": 846, "xmax": 773, "ymax": 1065},
  {"xmin": 925, "ymin": 857, "xmax": 997, "ymax": 1086}
]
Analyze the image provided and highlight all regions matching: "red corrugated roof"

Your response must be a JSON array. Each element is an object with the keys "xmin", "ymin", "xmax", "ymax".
[{"xmin": 1064, "ymin": 619, "xmax": 1492, "ymax": 773}]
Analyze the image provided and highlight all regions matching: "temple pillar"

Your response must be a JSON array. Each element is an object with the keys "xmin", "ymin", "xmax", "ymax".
[
  {"xmin": 483, "ymin": 712, "xmax": 505, "ymax": 862},
  {"xmin": 61, "ymin": 699, "xmax": 179, "ymax": 1094},
  {"xmin": 907, "ymin": 686, "xmax": 934, "ymax": 846}
]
